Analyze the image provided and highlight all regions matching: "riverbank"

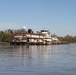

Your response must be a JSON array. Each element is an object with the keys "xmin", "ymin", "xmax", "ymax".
[
  {"xmin": 0, "ymin": 41, "xmax": 70, "ymax": 45},
  {"xmin": 0, "ymin": 29, "xmax": 76, "ymax": 45},
  {"xmin": 0, "ymin": 42, "xmax": 9, "ymax": 44}
]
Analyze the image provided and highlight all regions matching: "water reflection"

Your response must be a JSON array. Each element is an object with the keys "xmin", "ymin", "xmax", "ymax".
[
  {"xmin": 0, "ymin": 44, "xmax": 76, "ymax": 75},
  {"xmin": 0, "ymin": 44, "xmax": 59, "ymax": 68}
]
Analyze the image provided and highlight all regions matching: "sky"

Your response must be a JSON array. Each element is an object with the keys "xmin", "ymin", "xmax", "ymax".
[{"xmin": 0, "ymin": 0, "xmax": 76, "ymax": 36}]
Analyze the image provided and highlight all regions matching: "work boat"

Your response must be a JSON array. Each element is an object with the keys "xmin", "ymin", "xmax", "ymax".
[{"xmin": 10, "ymin": 28, "xmax": 52, "ymax": 45}]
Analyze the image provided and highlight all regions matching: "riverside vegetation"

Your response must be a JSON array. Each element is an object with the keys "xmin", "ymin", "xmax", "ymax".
[
  {"xmin": 0, "ymin": 30, "xmax": 13, "ymax": 42},
  {"xmin": 0, "ymin": 29, "xmax": 76, "ymax": 44}
]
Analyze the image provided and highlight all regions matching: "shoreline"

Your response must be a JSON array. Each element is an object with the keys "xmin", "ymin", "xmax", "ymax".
[
  {"xmin": 0, "ymin": 42, "xmax": 76, "ymax": 45},
  {"xmin": 0, "ymin": 42, "xmax": 9, "ymax": 44}
]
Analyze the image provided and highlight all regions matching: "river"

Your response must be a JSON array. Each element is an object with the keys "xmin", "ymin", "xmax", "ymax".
[{"xmin": 0, "ymin": 43, "xmax": 76, "ymax": 75}]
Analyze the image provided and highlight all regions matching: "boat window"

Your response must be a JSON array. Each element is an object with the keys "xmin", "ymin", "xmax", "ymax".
[{"xmin": 41, "ymin": 30, "xmax": 48, "ymax": 32}]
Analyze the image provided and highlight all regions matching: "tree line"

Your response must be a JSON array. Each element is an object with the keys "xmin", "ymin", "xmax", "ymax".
[
  {"xmin": 0, "ymin": 29, "xmax": 76, "ymax": 43},
  {"xmin": 0, "ymin": 30, "xmax": 13, "ymax": 42},
  {"xmin": 58, "ymin": 35, "xmax": 76, "ymax": 43}
]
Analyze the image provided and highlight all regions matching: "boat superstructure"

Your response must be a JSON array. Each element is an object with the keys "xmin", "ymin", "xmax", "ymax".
[{"xmin": 10, "ymin": 28, "xmax": 58, "ymax": 45}]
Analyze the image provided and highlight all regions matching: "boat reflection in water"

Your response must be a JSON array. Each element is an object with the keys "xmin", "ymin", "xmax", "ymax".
[
  {"xmin": 0, "ymin": 44, "xmax": 76, "ymax": 75},
  {"xmin": 0, "ymin": 44, "xmax": 58, "ymax": 69},
  {"xmin": 10, "ymin": 45, "xmax": 58, "ymax": 67}
]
